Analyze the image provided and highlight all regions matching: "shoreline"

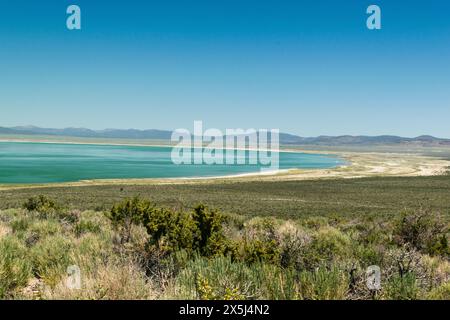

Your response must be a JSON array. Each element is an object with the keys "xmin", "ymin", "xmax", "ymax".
[
  {"xmin": 0, "ymin": 137, "xmax": 302, "ymax": 154},
  {"xmin": 0, "ymin": 137, "xmax": 449, "ymax": 190},
  {"xmin": 0, "ymin": 136, "xmax": 357, "ymax": 156}
]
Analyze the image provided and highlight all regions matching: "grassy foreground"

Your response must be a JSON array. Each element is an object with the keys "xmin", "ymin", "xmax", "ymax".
[{"xmin": 0, "ymin": 176, "xmax": 449, "ymax": 300}]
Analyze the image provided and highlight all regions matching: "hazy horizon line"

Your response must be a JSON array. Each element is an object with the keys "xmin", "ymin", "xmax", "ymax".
[{"xmin": 1, "ymin": 124, "xmax": 449, "ymax": 140}]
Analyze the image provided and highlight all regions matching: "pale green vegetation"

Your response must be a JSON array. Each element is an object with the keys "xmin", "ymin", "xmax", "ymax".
[{"xmin": 0, "ymin": 194, "xmax": 449, "ymax": 300}]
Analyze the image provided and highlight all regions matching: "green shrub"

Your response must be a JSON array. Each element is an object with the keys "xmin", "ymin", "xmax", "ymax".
[
  {"xmin": 30, "ymin": 235, "xmax": 74, "ymax": 287},
  {"xmin": 385, "ymin": 272, "xmax": 419, "ymax": 300},
  {"xmin": 353, "ymin": 244, "xmax": 384, "ymax": 267},
  {"xmin": 301, "ymin": 216, "xmax": 329, "ymax": 230},
  {"xmin": 242, "ymin": 239, "xmax": 280, "ymax": 264},
  {"xmin": 0, "ymin": 208, "xmax": 23, "ymax": 224},
  {"xmin": 353, "ymin": 220, "xmax": 392, "ymax": 246},
  {"xmin": 427, "ymin": 235, "xmax": 449, "ymax": 257},
  {"xmin": 28, "ymin": 219, "xmax": 61, "ymax": 238},
  {"xmin": 0, "ymin": 236, "xmax": 32, "ymax": 298},
  {"xmin": 393, "ymin": 210, "xmax": 449, "ymax": 256},
  {"xmin": 23, "ymin": 195, "xmax": 59, "ymax": 216},
  {"xmin": 256, "ymin": 264, "xmax": 299, "ymax": 299},
  {"xmin": 10, "ymin": 217, "xmax": 31, "ymax": 234},
  {"xmin": 278, "ymin": 226, "xmax": 311, "ymax": 269},
  {"xmin": 298, "ymin": 267, "xmax": 349, "ymax": 300},
  {"xmin": 109, "ymin": 198, "xmax": 232, "ymax": 257},
  {"xmin": 23, "ymin": 219, "xmax": 62, "ymax": 247},
  {"xmin": 191, "ymin": 204, "xmax": 234, "ymax": 257},
  {"xmin": 11, "ymin": 217, "xmax": 62, "ymax": 246},
  {"xmin": 57, "ymin": 209, "xmax": 81, "ymax": 224},
  {"xmin": 143, "ymin": 207, "xmax": 196, "ymax": 253},
  {"xmin": 109, "ymin": 197, "xmax": 153, "ymax": 243},
  {"xmin": 174, "ymin": 255, "xmax": 258, "ymax": 299},
  {"xmin": 143, "ymin": 204, "xmax": 233, "ymax": 256},
  {"xmin": 425, "ymin": 282, "xmax": 450, "ymax": 300},
  {"xmin": 381, "ymin": 246, "xmax": 428, "ymax": 300},
  {"xmin": 72, "ymin": 233, "xmax": 114, "ymax": 274},
  {"xmin": 75, "ymin": 219, "xmax": 102, "ymax": 236},
  {"xmin": 303, "ymin": 226, "xmax": 352, "ymax": 269},
  {"xmin": 173, "ymin": 255, "xmax": 300, "ymax": 299},
  {"xmin": 241, "ymin": 218, "xmax": 280, "ymax": 264}
]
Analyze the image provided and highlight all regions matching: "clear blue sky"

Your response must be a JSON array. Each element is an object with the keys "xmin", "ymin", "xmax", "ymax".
[{"xmin": 1, "ymin": 1, "xmax": 449, "ymax": 137}]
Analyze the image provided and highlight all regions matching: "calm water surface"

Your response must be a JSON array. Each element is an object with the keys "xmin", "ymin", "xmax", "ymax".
[{"xmin": 0, "ymin": 142, "xmax": 345, "ymax": 183}]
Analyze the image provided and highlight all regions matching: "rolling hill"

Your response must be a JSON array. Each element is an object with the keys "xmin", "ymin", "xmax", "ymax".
[{"xmin": 1, "ymin": 126, "xmax": 449, "ymax": 147}]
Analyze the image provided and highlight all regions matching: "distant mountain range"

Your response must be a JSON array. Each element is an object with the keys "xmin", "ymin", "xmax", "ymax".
[
  {"xmin": 1, "ymin": 126, "xmax": 450, "ymax": 147},
  {"xmin": 0, "ymin": 126, "xmax": 172, "ymax": 140}
]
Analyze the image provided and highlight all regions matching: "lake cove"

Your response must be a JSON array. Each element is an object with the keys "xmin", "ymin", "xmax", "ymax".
[
  {"xmin": 0, "ymin": 141, "xmax": 345, "ymax": 184},
  {"xmin": 179, "ymin": 304, "xmax": 214, "ymax": 317}
]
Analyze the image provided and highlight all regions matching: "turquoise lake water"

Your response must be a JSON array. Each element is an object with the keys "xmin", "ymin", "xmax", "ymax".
[{"xmin": 0, "ymin": 142, "xmax": 345, "ymax": 184}]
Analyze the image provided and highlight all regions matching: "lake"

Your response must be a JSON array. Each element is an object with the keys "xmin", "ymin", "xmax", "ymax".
[{"xmin": 0, "ymin": 142, "xmax": 345, "ymax": 184}]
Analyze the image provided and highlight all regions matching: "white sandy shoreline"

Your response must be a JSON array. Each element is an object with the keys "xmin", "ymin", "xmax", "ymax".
[
  {"xmin": 0, "ymin": 137, "xmax": 348, "ymax": 157},
  {"xmin": 0, "ymin": 138, "xmax": 296, "ymax": 153}
]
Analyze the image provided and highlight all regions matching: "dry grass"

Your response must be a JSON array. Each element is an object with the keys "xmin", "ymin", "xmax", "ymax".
[
  {"xmin": 38, "ymin": 261, "xmax": 157, "ymax": 300},
  {"xmin": 0, "ymin": 224, "xmax": 10, "ymax": 239}
]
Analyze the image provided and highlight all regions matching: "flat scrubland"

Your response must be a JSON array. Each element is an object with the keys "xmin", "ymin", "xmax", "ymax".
[
  {"xmin": 0, "ymin": 174, "xmax": 449, "ymax": 300},
  {"xmin": 1, "ymin": 175, "xmax": 450, "ymax": 219}
]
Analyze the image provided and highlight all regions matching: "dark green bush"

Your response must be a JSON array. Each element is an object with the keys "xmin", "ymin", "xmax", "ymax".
[
  {"xmin": 23, "ymin": 195, "xmax": 59, "ymax": 216},
  {"xmin": 427, "ymin": 234, "xmax": 449, "ymax": 257},
  {"xmin": 109, "ymin": 198, "xmax": 232, "ymax": 257},
  {"xmin": 241, "ymin": 218, "xmax": 280, "ymax": 264},
  {"xmin": 242, "ymin": 238, "xmax": 280, "ymax": 264},
  {"xmin": 143, "ymin": 207, "xmax": 196, "ymax": 253},
  {"xmin": 191, "ymin": 204, "xmax": 235, "ymax": 257},
  {"xmin": 393, "ymin": 210, "xmax": 449, "ymax": 256},
  {"xmin": 109, "ymin": 197, "xmax": 153, "ymax": 243}
]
